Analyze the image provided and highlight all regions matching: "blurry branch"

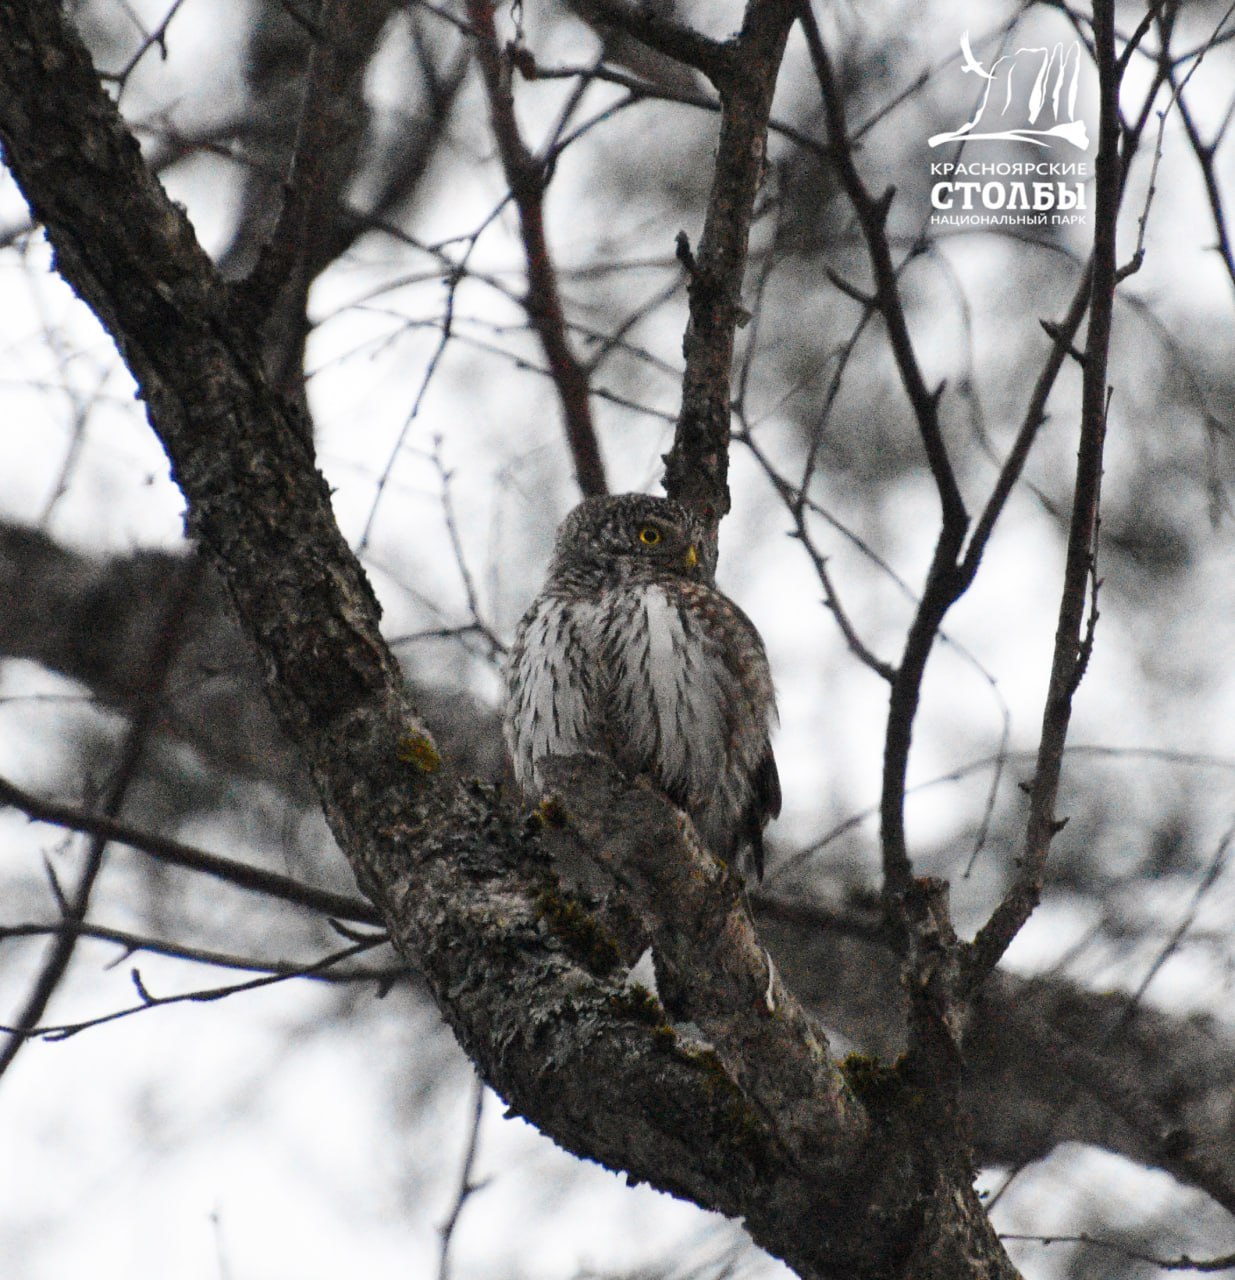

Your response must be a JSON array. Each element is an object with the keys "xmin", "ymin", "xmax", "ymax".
[
  {"xmin": 227, "ymin": 0, "xmax": 468, "ymax": 409},
  {"xmin": 464, "ymin": 0, "xmax": 607, "ymax": 498},
  {"xmin": 0, "ymin": 938, "xmax": 385, "ymax": 1042},
  {"xmin": 436, "ymin": 1080, "xmax": 489, "ymax": 1280},
  {"xmin": 0, "ymin": 519, "xmax": 508, "ymax": 786},
  {"xmin": 981, "ymin": 817, "xmax": 1235, "ymax": 1215},
  {"xmin": 1, "ymin": 919, "xmax": 398, "ymax": 983},
  {"xmin": 562, "ymin": 0, "xmax": 737, "ymax": 85},
  {"xmin": 998, "ymin": 1235, "xmax": 1235, "ymax": 1276},
  {"xmin": 0, "ymin": 522, "xmax": 307, "ymax": 790},
  {"xmin": 1162, "ymin": 13, "xmax": 1235, "ymax": 298},
  {"xmin": 967, "ymin": 0, "xmax": 1123, "ymax": 989},
  {"xmin": 0, "ymin": 557, "xmax": 204, "ymax": 1081},
  {"xmin": 0, "ymin": 774, "xmax": 381, "ymax": 925},
  {"xmin": 757, "ymin": 892, "xmax": 1235, "ymax": 1210},
  {"xmin": 232, "ymin": 0, "xmax": 395, "ymax": 410},
  {"xmin": 661, "ymin": 0, "xmax": 797, "ymax": 525},
  {"xmin": 1127, "ymin": 819, "xmax": 1235, "ymax": 1008}
]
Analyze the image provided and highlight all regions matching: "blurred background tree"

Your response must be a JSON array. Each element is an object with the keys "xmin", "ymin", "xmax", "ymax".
[{"xmin": 1, "ymin": 1, "xmax": 1234, "ymax": 1277}]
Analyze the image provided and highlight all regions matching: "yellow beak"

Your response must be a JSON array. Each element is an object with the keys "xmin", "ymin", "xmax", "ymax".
[{"xmin": 684, "ymin": 545, "xmax": 699, "ymax": 570}]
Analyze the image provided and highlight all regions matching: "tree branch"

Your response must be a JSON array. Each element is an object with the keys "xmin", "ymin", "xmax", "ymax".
[
  {"xmin": 465, "ymin": 0, "xmax": 607, "ymax": 498},
  {"xmin": 0, "ymin": 774, "xmax": 381, "ymax": 924},
  {"xmin": 966, "ymin": 0, "xmax": 1123, "ymax": 988},
  {"xmin": 797, "ymin": 5, "xmax": 971, "ymax": 918},
  {"xmin": 0, "ymin": 556, "xmax": 204, "ymax": 1079},
  {"xmin": 0, "ymin": 4, "xmax": 1024, "ymax": 1272},
  {"xmin": 661, "ymin": 0, "xmax": 798, "ymax": 524}
]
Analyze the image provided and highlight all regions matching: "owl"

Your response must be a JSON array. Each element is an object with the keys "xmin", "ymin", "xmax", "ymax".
[{"xmin": 504, "ymin": 493, "xmax": 780, "ymax": 878}]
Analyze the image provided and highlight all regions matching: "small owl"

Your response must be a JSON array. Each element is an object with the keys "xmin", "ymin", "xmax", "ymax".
[{"xmin": 504, "ymin": 494, "xmax": 780, "ymax": 878}]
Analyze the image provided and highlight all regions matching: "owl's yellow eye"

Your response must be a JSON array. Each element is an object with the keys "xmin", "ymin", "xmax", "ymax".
[{"xmin": 638, "ymin": 526, "xmax": 662, "ymax": 547}]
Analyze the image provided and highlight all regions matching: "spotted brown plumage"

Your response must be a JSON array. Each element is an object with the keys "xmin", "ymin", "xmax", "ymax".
[{"xmin": 504, "ymin": 494, "xmax": 780, "ymax": 878}]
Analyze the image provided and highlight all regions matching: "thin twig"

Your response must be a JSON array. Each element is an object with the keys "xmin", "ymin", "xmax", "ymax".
[
  {"xmin": 998, "ymin": 1232, "xmax": 1235, "ymax": 1273},
  {"xmin": 103, "ymin": 0, "xmax": 192, "ymax": 92},
  {"xmin": 1, "ymin": 940, "xmax": 384, "ymax": 1042},
  {"xmin": 1165, "ymin": 9, "xmax": 1235, "ymax": 298},
  {"xmin": 0, "ymin": 919, "xmax": 395, "ymax": 983},
  {"xmin": 429, "ymin": 437, "xmax": 505, "ymax": 659}
]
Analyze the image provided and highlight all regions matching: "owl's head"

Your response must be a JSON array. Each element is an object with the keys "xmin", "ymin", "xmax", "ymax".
[{"xmin": 548, "ymin": 494, "xmax": 708, "ymax": 588}]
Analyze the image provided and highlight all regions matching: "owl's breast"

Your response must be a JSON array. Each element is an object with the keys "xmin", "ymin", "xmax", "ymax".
[{"xmin": 600, "ymin": 582, "xmax": 728, "ymax": 805}]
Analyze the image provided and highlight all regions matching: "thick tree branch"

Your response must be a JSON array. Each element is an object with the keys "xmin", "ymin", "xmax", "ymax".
[{"xmin": 7, "ymin": 512, "xmax": 1235, "ymax": 1204}]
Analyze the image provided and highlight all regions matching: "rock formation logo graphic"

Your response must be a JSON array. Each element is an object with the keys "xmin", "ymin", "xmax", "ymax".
[{"xmin": 928, "ymin": 30, "xmax": 1090, "ymax": 150}]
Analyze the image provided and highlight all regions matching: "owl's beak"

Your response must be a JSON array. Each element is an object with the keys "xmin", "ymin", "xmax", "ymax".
[{"xmin": 684, "ymin": 544, "xmax": 699, "ymax": 570}]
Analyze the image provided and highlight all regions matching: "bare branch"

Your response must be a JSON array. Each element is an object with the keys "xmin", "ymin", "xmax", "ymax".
[
  {"xmin": 0, "ymin": 557, "xmax": 205, "ymax": 1080},
  {"xmin": 1167, "ymin": 33, "xmax": 1235, "ymax": 298},
  {"xmin": 967, "ymin": 0, "xmax": 1124, "ymax": 989},
  {"xmin": 661, "ymin": 0, "xmax": 797, "ymax": 523},
  {"xmin": 0, "ymin": 774, "xmax": 380, "ymax": 924},
  {"xmin": 998, "ymin": 1234, "xmax": 1235, "ymax": 1275},
  {"xmin": 798, "ymin": 4, "xmax": 970, "ymax": 912},
  {"xmin": 436, "ymin": 1080, "xmax": 489, "ymax": 1280},
  {"xmin": 1, "ymin": 939, "xmax": 384, "ymax": 1042},
  {"xmin": 0, "ymin": 919, "xmax": 396, "ymax": 983},
  {"xmin": 465, "ymin": 0, "xmax": 607, "ymax": 498}
]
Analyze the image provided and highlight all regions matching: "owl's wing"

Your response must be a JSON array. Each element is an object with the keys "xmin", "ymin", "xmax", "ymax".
[
  {"xmin": 695, "ymin": 589, "xmax": 779, "ymax": 879},
  {"xmin": 743, "ymin": 748, "xmax": 781, "ymax": 881}
]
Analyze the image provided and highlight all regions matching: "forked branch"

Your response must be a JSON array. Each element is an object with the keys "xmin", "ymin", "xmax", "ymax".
[{"xmin": 966, "ymin": 0, "xmax": 1123, "ymax": 989}]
